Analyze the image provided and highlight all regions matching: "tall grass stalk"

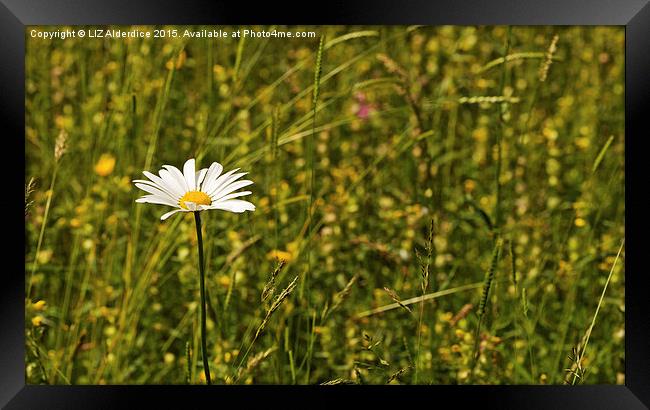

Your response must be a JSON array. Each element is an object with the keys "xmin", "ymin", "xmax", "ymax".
[
  {"xmin": 355, "ymin": 282, "xmax": 484, "ymax": 319},
  {"xmin": 414, "ymin": 219, "xmax": 434, "ymax": 383},
  {"xmin": 494, "ymin": 26, "xmax": 512, "ymax": 230},
  {"xmin": 470, "ymin": 236, "xmax": 502, "ymax": 381},
  {"xmin": 271, "ymin": 107, "xmax": 280, "ymax": 250},
  {"xmin": 27, "ymin": 130, "xmax": 67, "ymax": 299},
  {"xmin": 521, "ymin": 287, "xmax": 536, "ymax": 382},
  {"xmin": 302, "ymin": 35, "xmax": 324, "ymax": 383},
  {"xmin": 566, "ymin": 238, "xmax": 624, "ymax": 385},
  {"xmin": 185, "ymin": 341, "xmax": 192, "ymax": 384},
  {"xmin": 508, "ymin": 239, "xmax": 520, "ymax": 383},
  {"xmin": 520, "ymin": 33, "xmax": 559, "ymax": 145}
]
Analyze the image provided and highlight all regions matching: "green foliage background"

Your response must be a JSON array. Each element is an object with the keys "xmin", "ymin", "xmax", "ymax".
[{"xmin": 25, "ymin": 25, "xmax": 625, "ymax": 385}]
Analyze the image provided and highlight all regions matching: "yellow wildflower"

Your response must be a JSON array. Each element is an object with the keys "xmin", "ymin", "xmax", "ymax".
[
  {"xmin": 94, "ymin": 153, "xmax": 116, "ymax": 176},
  {"xmin": 267, "ymin": 249, "xmax": 293, "ymax": 262},
  {"xmin": 33, "ymin": 300, "xmax": 46, "ymax": 311}
]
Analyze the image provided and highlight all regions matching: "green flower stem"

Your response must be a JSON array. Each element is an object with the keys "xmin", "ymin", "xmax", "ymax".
[{"xmin": 194, "ymin": 211, "xmax": 212, "ymax": 385}]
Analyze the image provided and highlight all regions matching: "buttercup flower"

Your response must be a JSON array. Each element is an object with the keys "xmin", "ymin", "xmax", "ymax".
[
  {"xmin": 95, "ymin": 153, "xmax": 116, "ymax": 176},
  {"xmin": 133, "ymin": 158, "xmax": 255, "ymax": 220}
]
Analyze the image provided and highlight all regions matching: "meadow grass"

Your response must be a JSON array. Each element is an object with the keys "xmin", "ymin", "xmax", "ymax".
[{"xmin": 25, "ymin": 25, "xmax": 625, "ymax": 385}]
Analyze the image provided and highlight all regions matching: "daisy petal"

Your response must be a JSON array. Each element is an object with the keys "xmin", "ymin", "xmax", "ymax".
[
  {"xmin": 135, "ymin": 183, "xmax": 177, "ymax": 202},
  {"xmin": 209, "ymin": 199, "xmax": 255, "ymax": 213},
  {"xmin": 133, "ymin": 179, "xmax": 178, "ymax": 201},
  {"xmin": 135, "ymin": 195, "xmax": 178, "ymax": 207},
  {"xmin": 196, "ymin": 168, "xmax": 208, "ymax": 189},
  {"xmin": 208, "ymin": 171, "xmax": 246, "ymax": 197},
  {"xmin": 205, "ymin": 168, "xmax": 241, "ymax": 196},
  {"xmin": 160, "ymin": 209, "xmax": 184, "ymax": 221},
  {"xmin": 144, "ymin": 170, "xmax": 183, "ymax": 198},
  {"xmin": 159, "ymin": 169, "xmax": 186, "ymax": 197},
  {"xmin": 213, "ymin": 190, "xmax": 252, "ymax": 202},
  {"xmin": 163, "ymin": 165, "xmax": 190, "ymax": 193},
  {"xmin": 212, "ymin": 180, "xmax": 254, "ymax": 202},
  {"xmin": 201, "ymin": 162, "xmax": 223, "ymax": 189},
  {"xmin": 183, "ymin": 158, "xmax": 196, "ymax": 191},
  {"xmin": 201, "ymin": 162, "xmax": 225, "ymax": 193}
]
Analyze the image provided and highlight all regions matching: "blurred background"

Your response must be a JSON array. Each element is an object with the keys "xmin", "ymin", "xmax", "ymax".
[{"xmin": 25, "ymin": 25, "xmax": 625, "ymax": 385}]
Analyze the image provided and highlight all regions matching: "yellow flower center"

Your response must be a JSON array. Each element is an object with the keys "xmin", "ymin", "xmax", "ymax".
[{"xmin": 179, "ymin": 191, "xmax": 212, "ymax": 210}]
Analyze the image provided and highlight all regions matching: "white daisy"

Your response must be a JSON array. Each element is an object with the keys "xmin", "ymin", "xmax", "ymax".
[{"xmin": 133, "ymin": 158, "xmax": 255, "ymax": 221}]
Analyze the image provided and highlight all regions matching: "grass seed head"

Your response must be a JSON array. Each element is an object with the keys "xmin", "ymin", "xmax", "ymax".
[
  {"xmin": 261, "ymin": 258, "xmax": 286, "ymax": 304},
  {"xmin": 539, "ymin": 34, "xmax": 559, "ymax": 82},
  {"xmin": 25, "ymin": 177, "xmax": 36, "ymax": 216},
  {"xmin": 255, "ymin": 275, "xmax": 299, "ymax": 339},
  {"xmin": 326, "ymin": 273, "xmax": 359, "ymax": 319},
  {"xmin": 383, "ymin": 287, "xmax": 412, "ymax": 314},
  {"xmin": 54, "ymin": 129, "xmax": 68, "ymax": 161},
  {"xmin": 477, "ymin": 237, "xmax": 503, "ymax": 318}
]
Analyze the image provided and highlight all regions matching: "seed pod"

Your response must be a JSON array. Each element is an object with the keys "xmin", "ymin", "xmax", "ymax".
[{"xmin": 478, "ymin": 237, "xmax": 502, "ymax": 318}]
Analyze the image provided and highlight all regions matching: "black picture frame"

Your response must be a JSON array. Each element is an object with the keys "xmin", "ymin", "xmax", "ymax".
[{"xmin": 4, "ymin": 0, "xmax": 649, "ymax": 408}]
